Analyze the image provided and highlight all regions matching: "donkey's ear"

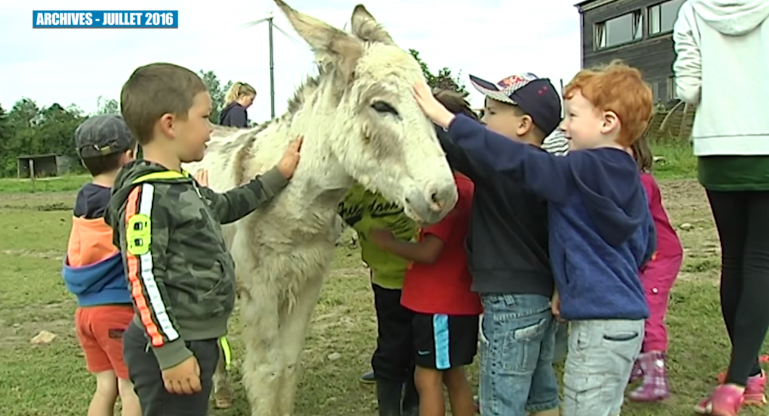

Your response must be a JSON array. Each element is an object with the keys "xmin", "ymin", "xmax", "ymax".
[
  {"xmin": 275, "ymin": 0, "xmax": 363, "ymax": 80},
  {"xmin": 350, "ymin": 5, "xmax": 396, "ymax": 45}
]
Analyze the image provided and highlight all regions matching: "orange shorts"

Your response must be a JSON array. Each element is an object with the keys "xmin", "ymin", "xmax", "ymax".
[{"xmin": 75, "ymin": 305, "xmax": 134, "ymax": 380}]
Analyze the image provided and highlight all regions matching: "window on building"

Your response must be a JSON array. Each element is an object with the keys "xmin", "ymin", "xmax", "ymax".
[
  {"xmin": 667, "ymin": 76, "xmax": 679, "ymax": 100},
  {"xmin": 649, "ymin": 0, "xmax": 685, "ymax": 35},
  {"xmin": 594, "ymin": 11, "xmax": 643, "ymax": 49},
  {"xmin": 650, "ymin": 81, "xmax": 660, "ymax": 102}
]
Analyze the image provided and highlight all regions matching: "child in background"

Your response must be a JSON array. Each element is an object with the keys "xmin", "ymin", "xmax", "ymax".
[
  {"xmin": 627, "ymin": 134, "xmax": 684, "ymax": 403},
  {"xmin": 414, "ymin": 60, "xmax": 656, "ymax": 416},
  {"xmin": 338, "ymin": 188, "xmax": 420, "ymax": 416},
  {"xmin": 370, "ymin": 151, "xmax": 480, "ymax": 416},
  {"xmin": 62, "ymin": 114, "xmax": 141, "ymax": 416}
]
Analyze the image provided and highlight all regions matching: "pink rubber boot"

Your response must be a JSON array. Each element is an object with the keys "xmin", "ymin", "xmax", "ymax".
[{"xmin": 629, "ymin": 351, "xmax": 669, "ymax": 402}]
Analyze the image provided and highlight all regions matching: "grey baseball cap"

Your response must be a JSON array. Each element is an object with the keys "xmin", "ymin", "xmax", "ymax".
[{"xmin": 75, "ymin": 114, "xmax": 135, "ymax": 158}]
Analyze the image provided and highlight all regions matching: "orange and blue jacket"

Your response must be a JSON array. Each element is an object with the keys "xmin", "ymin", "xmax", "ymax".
[{"xmin": 62, "ymin": 184, "xmax": 131, "ymax": 307}]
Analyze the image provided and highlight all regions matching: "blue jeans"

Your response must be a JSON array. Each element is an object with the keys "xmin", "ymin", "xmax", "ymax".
[{"xmin": 479, "ymin": 294, "xmax": 559, "ymax": 416}]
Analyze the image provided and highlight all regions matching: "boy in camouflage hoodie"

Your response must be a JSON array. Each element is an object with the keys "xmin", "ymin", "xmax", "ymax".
[{"xmin": 105, "ymin": 62, "xmax": 301, "ymax": 416}]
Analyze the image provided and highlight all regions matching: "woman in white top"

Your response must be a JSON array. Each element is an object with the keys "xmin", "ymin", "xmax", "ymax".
[{"xmin": 673, "ymin": 1, "xmax": 769, "ymax": 415}]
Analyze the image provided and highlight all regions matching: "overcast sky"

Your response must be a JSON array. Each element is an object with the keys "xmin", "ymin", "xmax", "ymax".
[{"xmin": 0, "ymin": 0, "xmax": 582, "ymax": 123}]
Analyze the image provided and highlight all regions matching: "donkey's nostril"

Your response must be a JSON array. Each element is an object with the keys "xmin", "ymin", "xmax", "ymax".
[{"xmin": 428, "ymin": 190, "xmax": 443, "ymax": 212}]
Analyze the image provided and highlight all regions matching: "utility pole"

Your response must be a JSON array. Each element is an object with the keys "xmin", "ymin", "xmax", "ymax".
[
  {"xmin": 241, "ymin": 8, "xmax": 290, "ymax": 120},
  {"xmin": 267, "ymin": 13, "xmax": 276, "ymax": 119}
]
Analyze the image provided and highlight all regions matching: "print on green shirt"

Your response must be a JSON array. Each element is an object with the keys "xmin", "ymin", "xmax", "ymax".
[{"xmin": 338, "ymin": 183, "xmax": 417, "ymax": 289}]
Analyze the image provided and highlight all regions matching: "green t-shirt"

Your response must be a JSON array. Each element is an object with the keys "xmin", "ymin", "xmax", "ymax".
[
  {"xmin": 698, "ymin": 156, "xmax": 769, "ymax": 191},
  {"xmin": 338, "ymin": 184, "xmax": 417, "ymax": 289}
]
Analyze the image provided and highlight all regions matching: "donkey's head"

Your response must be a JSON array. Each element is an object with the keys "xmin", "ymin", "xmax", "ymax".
[{"xmin": 275, "ymin": 0, "xmax": 457, "ymax": 224}]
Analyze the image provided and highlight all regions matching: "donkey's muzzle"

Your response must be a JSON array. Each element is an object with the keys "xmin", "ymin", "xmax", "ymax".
[{"xmin": 404, "ymin": 182, "xmax": 458, "ymax": 225}]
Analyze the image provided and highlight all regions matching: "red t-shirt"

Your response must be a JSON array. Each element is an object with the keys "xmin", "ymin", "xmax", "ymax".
[{"xmin": 400, "ymin": 173, "xmax": 482, "ymax": 315}]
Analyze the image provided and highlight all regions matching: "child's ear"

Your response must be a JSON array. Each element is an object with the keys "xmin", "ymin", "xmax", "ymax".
[
  {"xmin": 601, "ymin": 110, "xmax": 620, "ymax": 135},
  {"xmin": 122, "ymin": 148, "xmax": 136, "ymax": 163},
  {"xmin": 516, "ymin": 115, "xmax": 535, "ymax": 137}
]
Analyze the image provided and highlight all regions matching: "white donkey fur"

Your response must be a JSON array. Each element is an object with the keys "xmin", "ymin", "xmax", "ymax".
[{"xmin": 182, "ymin": 1, "xmax": 458, "ymax": 415}]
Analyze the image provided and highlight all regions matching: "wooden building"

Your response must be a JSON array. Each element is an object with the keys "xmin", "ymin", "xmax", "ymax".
[
  {"xmin": 575, "ymin": 0, "xmax": 685, "ymax": 106},
  {"xmin": 17, "ymin": 154, "xmax": 73, "ymax": 178}
]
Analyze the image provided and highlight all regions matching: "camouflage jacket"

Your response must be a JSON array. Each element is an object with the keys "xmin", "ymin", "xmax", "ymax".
[{"xmin": 105, "ymin": 159, "xmax": 288, "ymax": 370}]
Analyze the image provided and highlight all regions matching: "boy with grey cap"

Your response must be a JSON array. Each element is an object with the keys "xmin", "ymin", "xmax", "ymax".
[{"xmin": 62, "ymin": 114, "xmax": 141, "ymax": 416}]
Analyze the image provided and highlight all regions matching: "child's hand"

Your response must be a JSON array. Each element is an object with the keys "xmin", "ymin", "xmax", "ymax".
[
  {"xmin": 194, "ymin": 169, "xmax": 209, "ymax": 186},
  {"xmin": 551, "ymin": 290, "xmax": 565, "ymax": 323},
  {"xmin": 277, "ymin": 136, "xmax": 303, "ymax": 179},
  {"xmin": 161, "ymin": 355, "xmax": 201, "ymax": 395},
  {"xmin": 369, "ymin": 228, "xmax": 394, "ymax": 248},
  {"xmin": 413, "ymin": 82, "xmax": 456, "ymax": 129}
]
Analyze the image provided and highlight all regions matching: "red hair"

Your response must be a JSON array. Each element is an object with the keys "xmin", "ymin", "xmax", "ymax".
[{"xmin": 563, "ymin": 60, "xmax": 653, "ymax": 147}]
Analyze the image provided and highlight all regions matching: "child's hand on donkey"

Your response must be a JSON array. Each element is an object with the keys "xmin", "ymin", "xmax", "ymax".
[
  {"xmin": 194, "ymin": 169, "xmax": 209, "ymax": 186},
  {"xmin": 278, "ymin": 136, "xmax": 304, "ymax": 179},
  {"xmin": 162, "ymin": 355, "xmax": 202, "ymax": 395},
  {"xmin": 413, "ymin": 82, "xmax": 456, "ymax": 129},
  {"xmin": 194, "ymin": 135, "xmax": 302, "ymax": 184}
]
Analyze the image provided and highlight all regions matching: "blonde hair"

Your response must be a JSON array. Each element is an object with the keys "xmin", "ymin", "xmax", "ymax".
[{"xmin": 224, "ymin": 82, "xmax": 256, "ymax": 107}]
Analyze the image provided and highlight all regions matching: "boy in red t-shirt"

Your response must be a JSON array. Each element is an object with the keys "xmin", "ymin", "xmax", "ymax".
[{"xmin": 371, "ymin": 170, "xmax": 481, "ymax": 416}]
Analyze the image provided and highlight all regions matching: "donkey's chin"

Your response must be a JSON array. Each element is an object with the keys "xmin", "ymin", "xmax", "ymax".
[{"xmin": 403, "ymin": 202, "xmax": 452, "ymax": 226}]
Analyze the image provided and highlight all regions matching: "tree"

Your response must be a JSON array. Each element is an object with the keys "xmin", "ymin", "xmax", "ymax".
[
  {"xmin": 0, "ymin": 104, "xmax": 10, "ymax": 175},
  {"xmin": 95, "ymin": 96, "xmax": 120, "ymax": 115},
  {"xmin": 408, "ymin": 49, "xmax": 467, "ymax": 95},
  {"xmin": 0, "ymin": 98, "xmax": 86, "ymax": 177},
  {"xmin": 36, "ymin": 103, "xmax": 86, "ymax": 162},
  {"xmin": 199, "ymin": 70, "xmax": 233, "ymax": 123}
]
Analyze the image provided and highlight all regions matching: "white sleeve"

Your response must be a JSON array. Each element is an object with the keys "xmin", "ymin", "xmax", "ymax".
[{"xmin": 672, "ymin": 3, "xmax": 702, "ymax": 104}]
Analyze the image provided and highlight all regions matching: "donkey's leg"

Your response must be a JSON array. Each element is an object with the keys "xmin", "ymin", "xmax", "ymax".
[
  {"xmin": 214, "ymin": 222, "xmax": 239, "ymax": 408},
  {"xmin": 212, "ymin": 340, "xmax": 232, "ymax": 408},
  {"xmin": 277, "ymin": 276, "xmax": 324, "ymax": 416},
  {"xmin": 241, "ymin": 287, "xmax": 283, "ymax": 416}
]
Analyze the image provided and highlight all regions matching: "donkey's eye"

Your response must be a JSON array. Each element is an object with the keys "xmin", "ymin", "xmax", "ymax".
[{"xmin": 371, "ymin": 101, "xmax": 399, "ymax": 116}]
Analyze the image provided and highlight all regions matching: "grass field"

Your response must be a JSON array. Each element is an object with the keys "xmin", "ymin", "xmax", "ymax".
[{"xmin": 0, "ymin": 144, "xmax": 767, "ymax": 416}]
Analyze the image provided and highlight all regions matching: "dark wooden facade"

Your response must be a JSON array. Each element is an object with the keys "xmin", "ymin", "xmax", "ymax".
[{"xmin": 576, "ymin": 0, "xmax": 685, "ymax": 106}]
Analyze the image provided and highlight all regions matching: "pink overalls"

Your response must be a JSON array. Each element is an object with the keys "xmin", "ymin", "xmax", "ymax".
[{"xmin": 640, "ymin": 172, "xmax": 684, "ymax": 352}]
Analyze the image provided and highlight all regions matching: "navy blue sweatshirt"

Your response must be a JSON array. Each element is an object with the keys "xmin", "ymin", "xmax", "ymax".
[
  {"xmin": 447, "ymin": 115, "xmax": 655, "ymax": 320},
  {"xmin": 436, "ymin": 126, "xmax": 553, "ymax": 297},
  {"xmin": 219, "ymin": 102, "xmax": 248, "ymax": 127}
]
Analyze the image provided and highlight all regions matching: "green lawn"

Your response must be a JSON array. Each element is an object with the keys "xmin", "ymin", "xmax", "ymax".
[
  {"xmin": 0, "ymin": 174, "xmax": 90, "ymax": 194},
  {"xmin": 1, "ymin": 153, "xmax": 767, "ymax": 415}
]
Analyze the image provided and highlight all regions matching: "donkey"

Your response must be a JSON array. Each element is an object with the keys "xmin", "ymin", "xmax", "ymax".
[{"xmin": 182, "ymin": 1, "xmax": 458, "ymax": 415}]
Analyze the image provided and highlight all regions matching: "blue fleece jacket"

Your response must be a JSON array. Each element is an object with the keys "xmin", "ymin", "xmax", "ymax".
[{"xmin": 447, "ymin": 115, "xmax": 654, "ymax": 320}]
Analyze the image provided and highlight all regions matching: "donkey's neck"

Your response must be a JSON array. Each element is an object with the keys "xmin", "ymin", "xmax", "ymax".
[{"xmin": 264, "ymin": 96, "xmax": 354, "ymax": 216}]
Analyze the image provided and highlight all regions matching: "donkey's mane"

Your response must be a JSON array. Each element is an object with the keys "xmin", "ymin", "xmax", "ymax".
[{"xmin": 285, "ymin": 70, "xmax": 323, "ymax": 117}]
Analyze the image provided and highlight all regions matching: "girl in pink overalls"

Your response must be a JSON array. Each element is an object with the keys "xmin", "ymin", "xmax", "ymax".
[{"xmin": 627, "ymin": 135, "xmax": 684, "ymax": 402}]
